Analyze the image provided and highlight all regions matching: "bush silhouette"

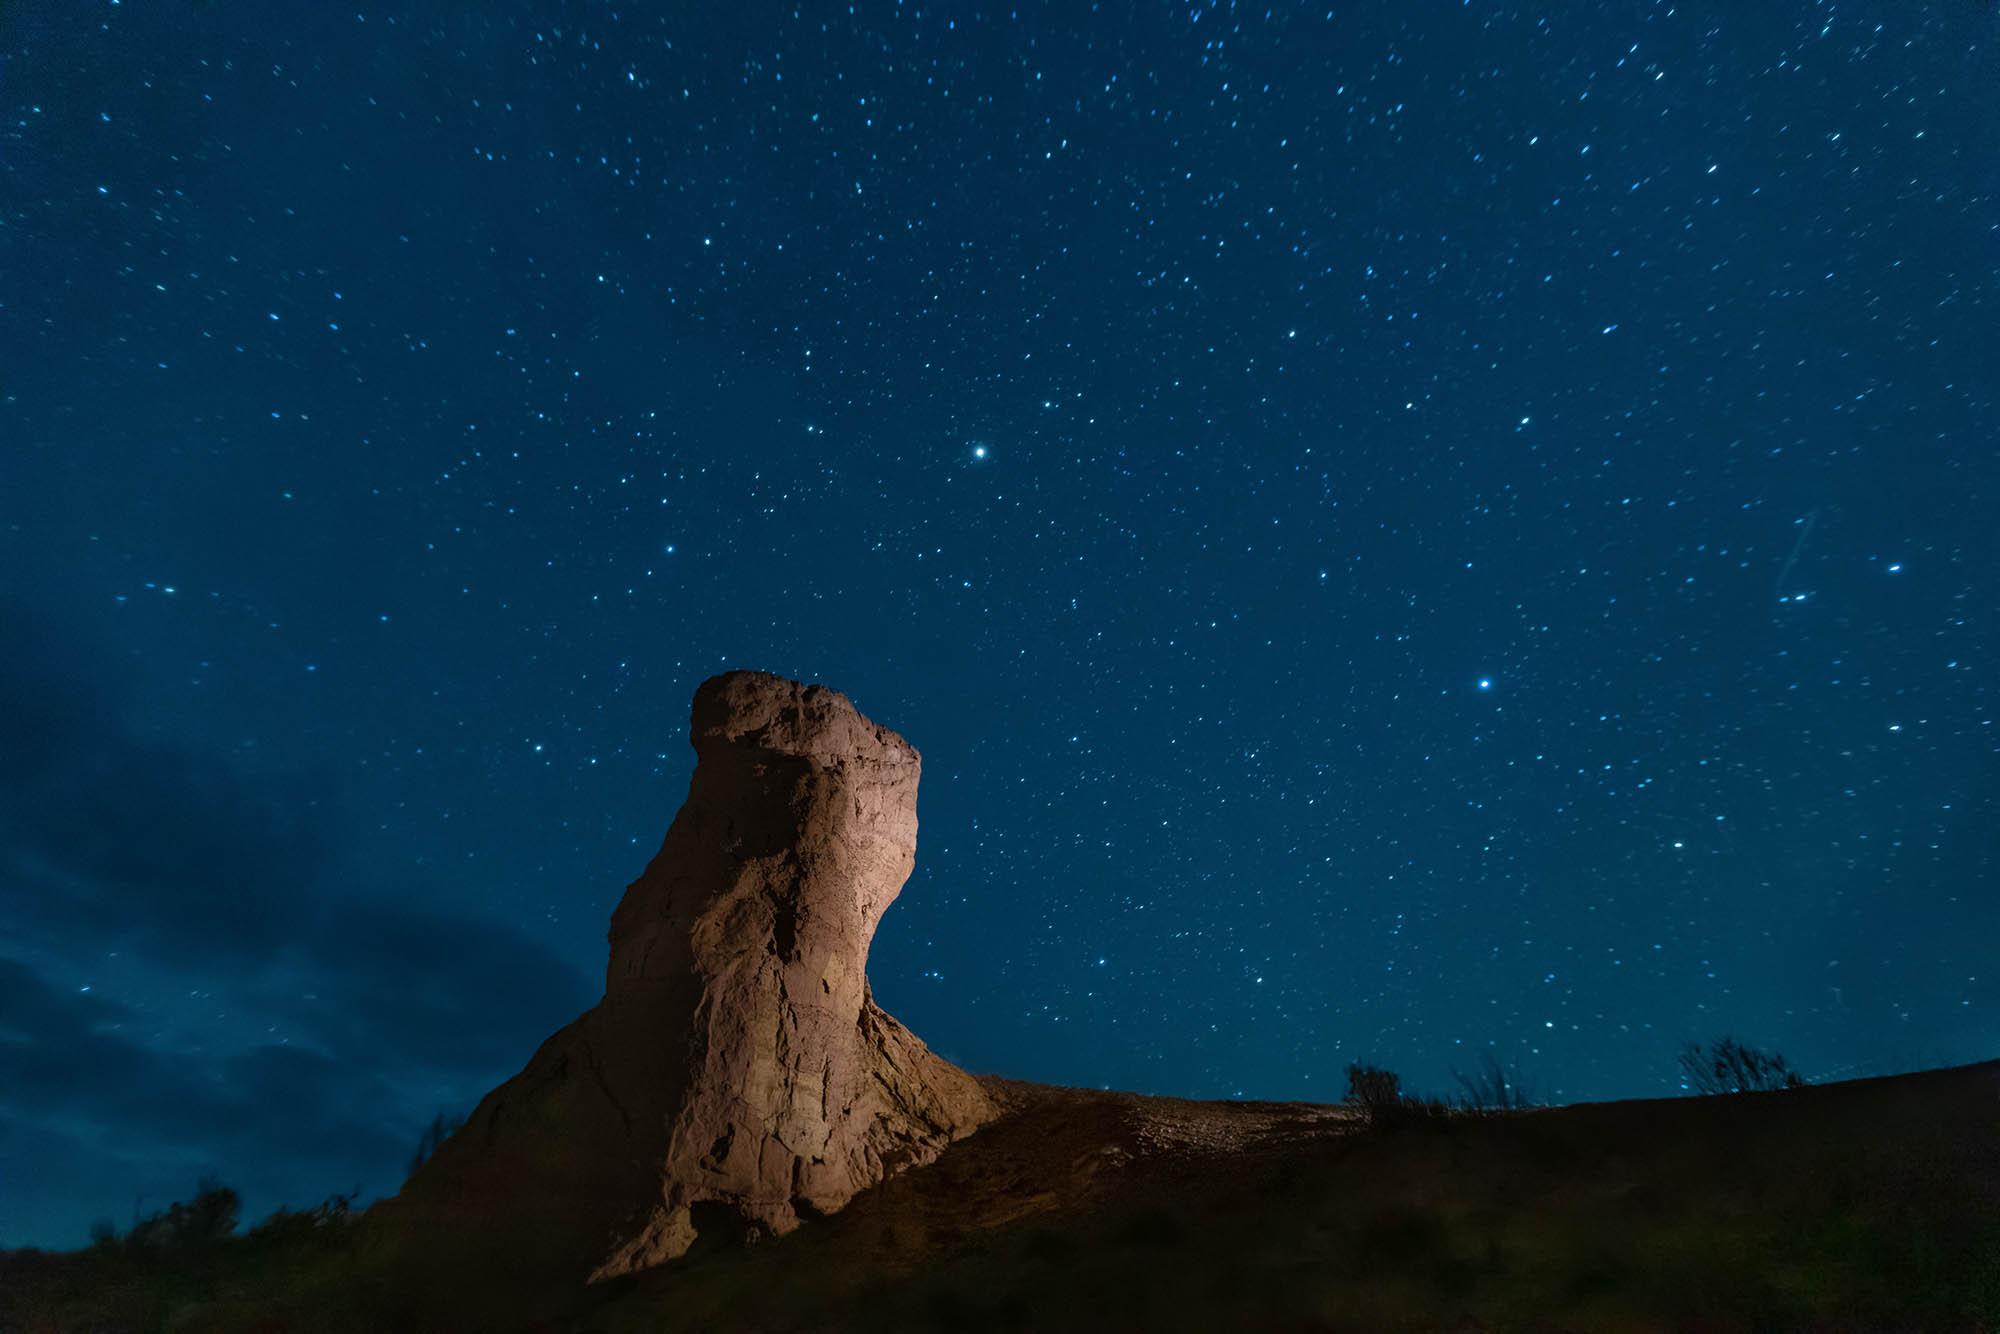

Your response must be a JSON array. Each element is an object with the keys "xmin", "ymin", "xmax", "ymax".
[
  {"xmin": 1344, "ymin": 1063, "xmax": 1458, "ymax": 1125},
  {"xmin": 1678, "ymin": 1037, "xmax": 1806, "ymax": 1095},
  {"xmin": 407, "ymin": 1109, "xmax": 466, "ymax": 1180},
  {"xmin": 1451, "ymin": 1052, "xmax": 1535, "ymax": 1110},
  {"xmin": 1345, "ymin": 1063, "xmax": 1403, "ymax": 1117},
  {"xmin": 125, "ymin": 1177, "xmax": 239, "ymax": 1250},
  {"xmin": 249, "ymin": 1190, "xmax": 359, "ymax": 1245}
]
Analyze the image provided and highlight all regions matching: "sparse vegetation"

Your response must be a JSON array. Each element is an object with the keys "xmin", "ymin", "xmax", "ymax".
[
  {"xmin": 0, "ymin": 1179, "xmax": 380, "ymax": 1333},
  {"xmin": 7, "ymin": 1058, "xmax": 1998, "ymax": 1331},
  {"xmin": 1451, "ymin": 1051, "xmax": 1536, "ymax": 1110},
  {"xmin": 1678, "ymin": 1037, "xmax": 1806, "ymax": 1096},
  {"xmin": 407, "ymin": 1109, "xmax": 467, "ymax": 1179},
  {"xmin": 67, "ymin": 1178, "xmax": 334, "ymax": 1259},
  {"xmin": 123, "ymin": 1176, "xmax": 240, "ymax": 1251},
  {"xmin": 1343, "ymin": 1062, "xmax": 1403, "ymax": 1117},
  {"xmin": 248, "ymin": 1189, "xmax": 360, "ymax": 1245},
  {"xmin": 1343, "ymin": 1062, "xmax": 1452, "ymax": 1125}
]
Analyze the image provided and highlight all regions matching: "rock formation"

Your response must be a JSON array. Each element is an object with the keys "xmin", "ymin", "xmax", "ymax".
[{"xmin": 390, "ymin": 671, "xmax": 997, "ymax": 1279}]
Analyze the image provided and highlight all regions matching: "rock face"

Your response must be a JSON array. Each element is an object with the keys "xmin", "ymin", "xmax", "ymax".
[{"xmin": 392, "ymin": 671, "xmax": 997, "ymax": 1279}]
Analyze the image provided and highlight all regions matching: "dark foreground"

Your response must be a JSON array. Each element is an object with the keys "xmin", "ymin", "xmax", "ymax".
[{"xmin": 5, "ymin": 1060, "xmax": 1997, "ymax": 1332}]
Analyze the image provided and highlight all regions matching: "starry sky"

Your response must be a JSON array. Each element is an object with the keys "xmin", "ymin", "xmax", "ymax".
[{"xmin": 3, "ymin": 1, "xmax": 1996, "ymax": 1249}]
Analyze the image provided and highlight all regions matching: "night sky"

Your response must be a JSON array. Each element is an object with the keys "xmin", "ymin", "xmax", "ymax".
[{"xmin": 4, "ymin": 1, "xmax": 1996, "ymax": 1249}]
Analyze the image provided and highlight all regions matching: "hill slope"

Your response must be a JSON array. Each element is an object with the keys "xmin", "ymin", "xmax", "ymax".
[
  {"xmin": 6, "ymin": 1059, "xmax": 1996, "ymax": 1331},
  {"xmin": 581, "ymin": 1061, "xmax": 2000, "ymax": 1332}
]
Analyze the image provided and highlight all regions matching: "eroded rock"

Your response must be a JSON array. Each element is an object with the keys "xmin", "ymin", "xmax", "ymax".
[{"xmin": 390, "ymin": 671, "xmax": 996, "ymax": 1278}]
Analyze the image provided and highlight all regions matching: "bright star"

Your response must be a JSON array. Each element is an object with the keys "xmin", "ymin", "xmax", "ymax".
[
  {"xmin": 971, "ymin": 445, "xmax": 988, "ymax": 460},
  {"xmin": 1477, "ymin": 677, "xmax": 1493, "ymax": 691}
]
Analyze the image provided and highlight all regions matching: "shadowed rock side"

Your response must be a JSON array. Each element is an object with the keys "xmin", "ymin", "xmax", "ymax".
[{"xmin": 387, "ymin": 671, "xmax": 997, "ymax": 1280}]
